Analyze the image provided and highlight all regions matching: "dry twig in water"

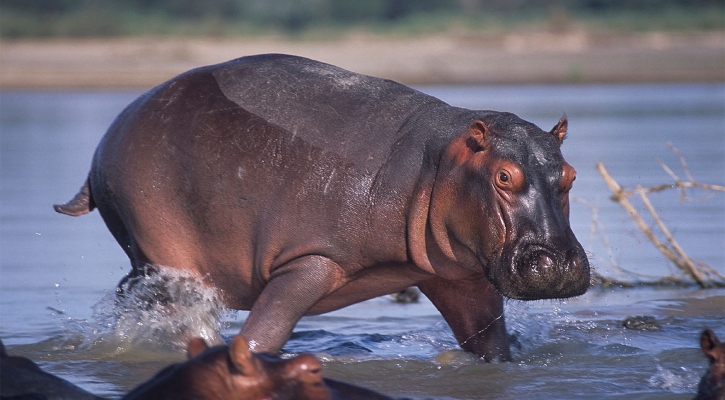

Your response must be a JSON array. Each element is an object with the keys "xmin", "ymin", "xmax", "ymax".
[{"xmin": 596, "ymin": 145, "xmax": 725, "ymax": 288}]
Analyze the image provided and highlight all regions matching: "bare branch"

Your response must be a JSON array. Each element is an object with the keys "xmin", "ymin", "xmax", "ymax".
[
  {"xmin": 658, "ymin": 157, "xmax": 682, "ymax": 183},
  {"xmin": 696, "ymin": 260, "xmax": 725, "ymax": 283},
  {"xmin": 649, "ymin": 181, "xmax": 725, "ymax": 194},
  {"xmin": 667, "ymin": 143, "xmax": 695, "ymax": 182},
  {"xmin": 636, "ymin": 185, "xmax": 707, "ymax": 287},
  {"xmin": 611, "ymin": 177, "xmax": 725, "ymax": 198},
  {"xmin": 597, "ymin": 163, "xmax": 681, "ymax": 264},
  {"xmin": 656, "ymin": 158, "xmax": 687, "ymax": 200},
  {"xmin": 591, "ymin": 271, "xmax": 717, "ymax": 289},
  {"xmin": 596, "ymin": 161, "xmax": 723, "ymax": 289}
]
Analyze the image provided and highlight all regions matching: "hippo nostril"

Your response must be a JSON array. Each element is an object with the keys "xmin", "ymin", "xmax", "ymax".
[
  {"xmin": 538, "ymin": 253, "xmax": 554, "ymax": 270},
  {"xmin": 525, "ymin": 250, "xmax": 555, "ymax": 275},
  {"xmin": 566, "ymin": 250, "xmax": 583, "ymax": 269}
]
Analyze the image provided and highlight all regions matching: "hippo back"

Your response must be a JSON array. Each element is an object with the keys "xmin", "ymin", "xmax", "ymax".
[{"xmin": 209, "ymin": 54, "xmax": 446, "ymax": 173}]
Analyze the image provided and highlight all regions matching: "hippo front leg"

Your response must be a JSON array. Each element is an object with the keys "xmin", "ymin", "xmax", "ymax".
[
  {"xmin": 417, "ymin": 275, "xmax": 511, "ymax": 362},
  {"xmin": 241, "ymin": 255, "xmax": 343, "ymax": 353}
]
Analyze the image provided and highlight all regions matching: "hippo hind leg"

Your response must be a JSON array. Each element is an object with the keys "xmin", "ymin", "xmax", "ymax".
[
  {"xmin": 57, "ymin": 176, "xmax": 177, "ymax": 310},
  {"xmin": 92, "ymin": 200, "xmax": 157, "ymax": 300},
  {"xmin": 99, "ymin": 216, "xmax": 199, "ymax": 311}
]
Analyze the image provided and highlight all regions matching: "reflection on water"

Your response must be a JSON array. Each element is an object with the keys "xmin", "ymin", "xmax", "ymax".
[{"xmin": 1, "ymin": 84, "xmax": 723, "ymax": 399}]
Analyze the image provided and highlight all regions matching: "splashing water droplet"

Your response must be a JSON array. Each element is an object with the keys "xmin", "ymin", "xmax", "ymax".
[{"xmin": 80, "ymin": 267, "xmax": 228, "ymax": 356}]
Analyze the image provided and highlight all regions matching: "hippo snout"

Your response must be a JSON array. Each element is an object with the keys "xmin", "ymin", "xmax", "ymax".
[{"xmin": 497, "ymin": 243, "xmax": 590, "ymax": 300}]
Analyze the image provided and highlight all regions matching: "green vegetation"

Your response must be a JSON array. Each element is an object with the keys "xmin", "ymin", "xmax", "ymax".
[{"xmin": 1, "ymin": 0, "xmax": 723, "ymax": 39}]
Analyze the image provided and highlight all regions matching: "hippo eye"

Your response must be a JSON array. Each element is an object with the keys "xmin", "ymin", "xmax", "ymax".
[{"xmin": 493, "ymin": 162, "xmax": 523, "ymax": 193}]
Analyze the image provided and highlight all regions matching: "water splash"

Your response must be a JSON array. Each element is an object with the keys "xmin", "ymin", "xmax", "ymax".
[
  {"xmin": 647, "ymin": 364, "xmax": 700, "ymax": 392},
  {"xmin": 504, "ymin": 301, "xmax": 556, "ymax": 359},
  {"xmin": 77, "ymin": 268, "xmax": 228, "ymax": 358}
]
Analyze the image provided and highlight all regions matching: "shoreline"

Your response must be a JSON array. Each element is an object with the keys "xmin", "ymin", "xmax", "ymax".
[{"xmin": 1, "ymin": 30, "xmax": 723, "ymax": 89}]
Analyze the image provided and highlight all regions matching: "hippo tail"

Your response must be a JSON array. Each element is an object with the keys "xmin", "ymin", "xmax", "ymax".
[{"xmin": 53, "ymin": 177, "xmax": 95, "ymax": 216}]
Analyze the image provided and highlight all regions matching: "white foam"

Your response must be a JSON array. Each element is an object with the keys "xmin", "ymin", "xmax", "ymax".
[
  {"xmin": 80, "ymin": 267, "xmax": 228, "ymax": 357},
  {"xmin": 647, "ymin": 364, "xmax": 699, "ymax": 392}
]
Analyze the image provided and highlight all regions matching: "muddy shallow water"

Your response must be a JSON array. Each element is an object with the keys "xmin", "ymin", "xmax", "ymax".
[{"xmin": 1, "ymin": 84, "xmax": 723, "ymax": 399}]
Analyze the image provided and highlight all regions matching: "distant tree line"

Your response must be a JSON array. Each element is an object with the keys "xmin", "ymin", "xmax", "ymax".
[{"xmin": 1, "ymin": 0, "xmax": 722, "ymax": 38}]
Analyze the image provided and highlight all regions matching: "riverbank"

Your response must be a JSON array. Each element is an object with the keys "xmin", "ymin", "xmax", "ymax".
[{"xmin": 1, "ymin": 30, "xmax": 723, "ymax": 89}]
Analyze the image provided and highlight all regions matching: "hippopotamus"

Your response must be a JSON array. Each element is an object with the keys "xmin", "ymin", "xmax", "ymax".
[
  {"xmin": 124, "ymin": 335, "xmax": 395, "ymax": 400},
  {"xmin": 0, "ymin": 337, "xmax": 396, "ymax": 400},
  {"xmin": 55, "ymin": 53, "xmax": 590, "ymax": 361},
  {"xmin": 695, "ymin": 329, "xmax": 725, "ymax": 400},
  {"xmin": 0, "ymin": 340, "xmax": 103, "ymax": 400}
]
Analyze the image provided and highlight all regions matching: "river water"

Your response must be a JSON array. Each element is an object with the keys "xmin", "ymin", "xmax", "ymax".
[{"xmin": 1, "ymin": 84, "xmax": 723, "ymax": 399}]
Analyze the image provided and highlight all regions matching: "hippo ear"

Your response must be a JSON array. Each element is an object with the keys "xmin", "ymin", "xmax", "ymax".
[
  {"xmin": 229, "ymin": 335, "xmax": 258, "ymax": 376},
  {"xmin": 468, "ymin": 120, "xmax": 490, "ymax": 151},
  {"xmin": 700, "ymin": 329, "xmax": 721, "ymax": 362},
  {"xmin": 186, "ymin": 338, "xmax": 209, "ymax": 359},
  {"xmin": 550, "ymin": 117, "xmax": 568, "ymax": 145}
]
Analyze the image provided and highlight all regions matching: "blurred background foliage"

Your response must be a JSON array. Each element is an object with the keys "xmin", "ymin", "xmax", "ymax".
[{"xmin": 1, "ymin": 0, "xmax": 723, "ymax": 38}]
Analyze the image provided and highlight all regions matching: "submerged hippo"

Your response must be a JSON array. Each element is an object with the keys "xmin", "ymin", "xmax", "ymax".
[
  {"xmin": 0, "ymin": 337, "xmax": 395, "ymax": 400},
  {"xmin": 0, "ymin": 340, "xmax": 103, "ymax": 400},
  {"xmin": 696, "ymin": 329, "xmax": 725, "ymax": 400},
  {"xmin": 125, "ymin": 335, "xmax": 395, "ymax": 400},
  {"xmin": 55, "ymin": 54, "xmax": 590, "ymax": 361}
]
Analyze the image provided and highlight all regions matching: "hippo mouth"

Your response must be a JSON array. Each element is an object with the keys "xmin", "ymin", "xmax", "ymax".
[{"xmin": 491, "ymin": 242, "xmax": 590, "ymax": 301}]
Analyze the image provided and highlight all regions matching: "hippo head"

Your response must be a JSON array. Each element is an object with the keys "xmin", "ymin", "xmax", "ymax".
[
  {"xmin": 128, "ymin": 335, "xmax": 331, "ymax": 400},
  {"xmin": 427, "ymin": 113, "xmax": 589, "ymax": 300},
  {"xmin": 188, "ymin": 335, "xmax": 331, "ymax": 400},
  {"xmin": 697, "ymin": 329, "xmax": 725, "ymax": 400}
]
